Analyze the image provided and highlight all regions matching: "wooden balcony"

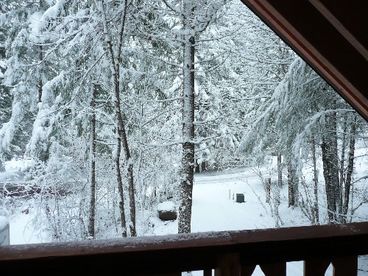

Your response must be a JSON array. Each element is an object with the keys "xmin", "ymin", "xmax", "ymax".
[{"xmin": 0, "ymin": 222, "xmax": 367, "ymax": 275}]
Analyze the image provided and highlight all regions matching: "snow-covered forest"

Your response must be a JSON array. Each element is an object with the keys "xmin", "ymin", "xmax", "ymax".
[{"xmin": 0, "ymin": 0, "xmax": 367, "ymax": 244}]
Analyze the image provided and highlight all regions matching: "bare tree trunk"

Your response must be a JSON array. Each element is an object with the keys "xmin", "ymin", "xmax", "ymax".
[
  {"xmin": 342, "ymin": 115, "xmax": 356, "ymax": 222},
  {"xmin": 37, "ymin": 1, "xmax": 46, "ymax": 102},
  {"xmin": 273, "ymin": 179, "xmax": 282, "ymax": 227},
  {"xmin": 287, "ymin": 157, "xmax": 299, "ymax": 207},
  {"xmin": 266, "ymin": 177, "xmax": 271, "ymax": 204},
  {"xmin": 37, "ymin": 45, "xmax": 43, "ymax": 103},
  {"xmin": 88, "ymin": 84, "xmax": 97, "ymax": 239},
  {"xmin": 126, "ymin": 153, "xmax": 136, "ymax": 237},
  {"xmin": 338, "ymin": 115, "xmax": 348, "ymax": 221},
  {"xmin": 102, "ymin": 0, "xmax": 134, "ymax": 237},
  {"xmin": 277, "ymin": 153, "xmax": 282, "ymax": 188},
  {"xmin": 111, "ymin": 48, "xmax": 127, "ymax": 237},
  {"xmin": 311, "ymin": 136, "xmax": 319, "ymax": 224},
  {"xmin": 321, "ymin": 111, "xmax": 339, "ymax": 223},
  {"xmin": 178, "ymin": 0, "xmax": 195, "ymax": 234},
  {"xmin": 201, "ymin": 161, "xmax": 207, "ymax": 172},
  {"xmin": 115, "ymin": 133, "xmax": 127, "ymax": 237}
]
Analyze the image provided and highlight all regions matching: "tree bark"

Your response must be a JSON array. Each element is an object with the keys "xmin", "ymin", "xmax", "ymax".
[
  {"xmin": 88, "ymin": 84, "xmax": 97, "ymax": 239},
  {"xmin": 321, "ymin": 111, "xmax": 339, "ymax": 223},
  {"xmin": 126, "ymin": 154, "xmax": 136, "ymax": 237},
  {"xmin": 287, "ymin": 157, "xmax": 299, "ymax": 207},
  {"xmin": 102, "ymin": 0, "xmax": 134, "ymax": 237},
  {"xmin": 277, "ymin": 153, "xmax": 282, "ymax": 188},
  {"xmin": 37, "ymin": 45, "xmax": 43, "ymax": 103},
  {"xmin": 110, "ymin": 43, "xmax": 128, "ymax": 238},
  {"xmin": 342, "ymin": 115, "xmax": 356, "ymax": 222},
  {"xmin": 311, "ymin": 136, "xmax": 319, "ymax": 224},
  {"xmin": 338, "ymin": 115, "xmax": 348, "ymax": 219},
  {"xmin": 266, "ymin": 177, "xmax": 271, "ymax": 204},
  {"xmin": 178, "ymin": 0, "xmax": 195, "ymax": 234}
]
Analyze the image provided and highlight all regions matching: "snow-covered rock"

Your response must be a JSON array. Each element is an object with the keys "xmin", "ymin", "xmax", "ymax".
[{"xmin": 157, "ymin": 201, "xmax": 177, "ymax": 221}]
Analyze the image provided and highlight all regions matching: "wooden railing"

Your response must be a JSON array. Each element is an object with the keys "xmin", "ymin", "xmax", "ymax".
[{"xmin": 0, "ymin": 222, "xmax": 367, "ymax": 275}]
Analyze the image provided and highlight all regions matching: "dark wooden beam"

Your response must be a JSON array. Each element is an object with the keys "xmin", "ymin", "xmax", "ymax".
[
  {"xmin": 309, "ymin": 0, "xmax": 368, "ymax": 61},
  {"xmin": 240, "ymin": 0, "xmax": 368, "ymax": 120},
  {"xmin": 0, "ymin": 222, "xmax": 367, "ymax": 275}
]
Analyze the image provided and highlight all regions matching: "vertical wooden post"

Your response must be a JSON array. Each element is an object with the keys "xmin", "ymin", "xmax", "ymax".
[
  {"xmin": 260, "ymin": 262, "xmax": 286, "ymax": 276},
  {"xmin": 241, "ymin": 265, "xmax": 256, "ymax": 276},
  {"xmin": 203, "ymin": 269, "xmax": 212, "ymax": 276},
  {"xmin": 215, "ymin": 254, "xmax": 241, "ymax": 276},
  {"xmin": 332, "ymin": 256, "xmax": 357, "ymax": 276},
  {"xmin": 304, "ymin": 259, "xmax": 330, "ymax": 276}
]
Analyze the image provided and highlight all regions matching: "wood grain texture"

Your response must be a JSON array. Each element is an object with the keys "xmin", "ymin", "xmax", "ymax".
[{"xmin": 0, "ymin": 223, "xmax": 367, "ymax": 275}]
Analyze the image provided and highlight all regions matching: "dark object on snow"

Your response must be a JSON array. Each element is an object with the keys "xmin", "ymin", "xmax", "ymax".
[
  {"xmin": 158, "ymin": 210, "xmax": 177, "ymax": 221},
  {"xmin": 0, "ymin": 182, "xmax": 70, "ymax": 198},
  {"xmin": 0, "ymin": 182, "xmax": 41, "ymax": 197},
  {"xmin": 236, "ymin": 193, "xmax": 245, "ymax": 203},
  {"xmin": 157, "ymin": 201, "xmax": 177, "ymax": 221}
]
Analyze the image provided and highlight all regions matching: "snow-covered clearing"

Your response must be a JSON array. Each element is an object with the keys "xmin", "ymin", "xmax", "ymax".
[
  {"xmin": 147, "ymin": 167, "xmax": 308, "ymax": 237},
  {"xmin": 2, "ymin": 164, "xmax": 368, "ymax": 275}
]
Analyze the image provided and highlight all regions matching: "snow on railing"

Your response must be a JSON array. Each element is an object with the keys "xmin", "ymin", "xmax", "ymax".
[{"xmin": 0, "ymin": 222, "xmax": 367, "ymax": 275}]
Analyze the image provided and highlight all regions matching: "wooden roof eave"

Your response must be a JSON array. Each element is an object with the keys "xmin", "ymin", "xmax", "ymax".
[{"xmin": 240, "ymin": 0, "xmax": 368, "ymax": 120}]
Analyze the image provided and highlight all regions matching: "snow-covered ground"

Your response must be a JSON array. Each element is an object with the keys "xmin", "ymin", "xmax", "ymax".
[
  {"xmin": 146, "ymin": 167, "xmax": 367, "ymax": 275},
  {"xmin": 0, "ymin": 158, "xmax": 34, "ymax": 182},
  {"xmin": 9, "ymin": 212, "xmax": 46, "ymax": 244},
  {"xmin": 0, "ymin": 159, "xmax": 46, "ymax": 244},
  {"xmin": 1, "ymin": 162, "xmax": 368, "ymax": 275}
]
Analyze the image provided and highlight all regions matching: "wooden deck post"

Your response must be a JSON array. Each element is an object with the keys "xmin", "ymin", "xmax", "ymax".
[
  {"xmin": 332, "ymin": 256, "xmax": 357, "ymax": 276},
  {"xmin": 215, "ymin": 253, "xmax": 241, "ymax": 276},
  {"xmin": 304, "ymin": 258, "xmax": 330, "ymax": 276},
  {"xmin": 260, "ymin": 262, "xmax": 286, "ymax": 276}
]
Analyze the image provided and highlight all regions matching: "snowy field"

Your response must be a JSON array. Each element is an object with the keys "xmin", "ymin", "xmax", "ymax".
[
  {"xmin": 150, "ymin": 168, "xmax": 368, "ymax": 275},
  {"xmin": 2, "ymin": 162, "xmax": 367, "ymax": 275}
]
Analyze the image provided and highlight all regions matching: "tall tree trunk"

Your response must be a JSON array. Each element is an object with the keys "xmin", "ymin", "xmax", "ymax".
[
  {"xmin": 37, "ymin": 0, "xmax": 45, "ymax": 102},
  {"xmin": 287, "ymin": 156, "xmax": 299, "ymax": 207},
  {"xmin": 110, "ymin": 41, "xmax": 127, "ymax": 238},
  {"xmin": 265, "ymin": 177, "xmax": 271, "ymax": 204},
  {"xmin": 277, "ymin": 153, "xmax": 282, "ymax": 187},
  {"xmin": 342, "ymin": 115, "xmax": 356, "ymax": 222},
  {"xmin": 311, "ymin": 136, "xmax": 319, "ymax": 224},
  {"xmin": 102, "ymin": 0, "xmax": 135, "ymax": 237},
  {"xmin": 114, "ymin": 130, "xmax": 127, "ymax": 237},
  {"xmin": 37, "ymin": 45, "xmax": 43, "ymax": 103},
  {"xmin": 338, "ymin": 115, "xmax": 348, "ymax": 220},
  {"xmin": 88, "ymin": 84, "xmax": 97, "ymax": 238},
  {"xmin": 125, "ymin": 142, "xmax": 136, "ymax": 237},
  {"xmin": 321, "ymin": 111, "xmax": 339, "ymax": 223},
  {"xmin": 178, "ymin": 0, "xmax": 195, "ymax": 234}
]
